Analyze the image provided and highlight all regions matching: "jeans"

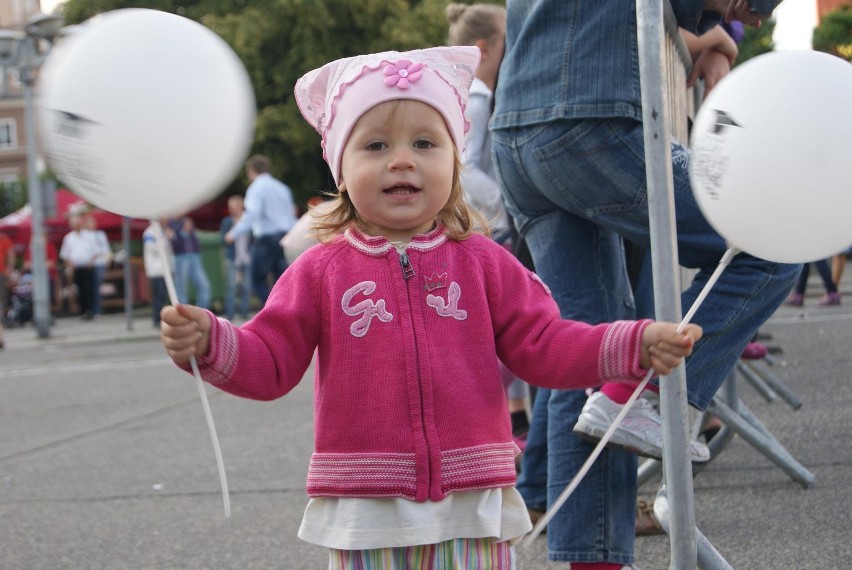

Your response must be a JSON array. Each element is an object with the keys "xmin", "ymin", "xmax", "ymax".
[
  {"xmin": 174, "ymin": 253, "xmax": 211, "ymax": 309},
  {"xmin": 795, "ymin": 259, "xmax": 835, "ymax": 294},
  {"xmin": 149, "ymin": 277, "xmax": 167, "ymax": 327},
  {"xmin": 224, "ymin": 258, "xmax": 251, "ymax": 319},
  {"xmin": 493, "ymin": 117, "xmax": 800, "ymax": 563},
  {"xmin": 93, "ymin": 265, "xmax": 106, "ymax": 316},
  {"xmin": 251, "ymin": 233, "xmax": 287, "ymax": 306}
]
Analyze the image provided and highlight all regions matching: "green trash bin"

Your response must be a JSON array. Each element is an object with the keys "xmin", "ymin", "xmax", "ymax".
[{"xmin": 196, "ymin": 230, "xmax": 225, "ymax": 313}]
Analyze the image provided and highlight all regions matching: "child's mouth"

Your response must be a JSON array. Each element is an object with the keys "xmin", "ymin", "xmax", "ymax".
[{"xmin": 384, "ymin": 184, "xmax": 420, "ymax": 195}]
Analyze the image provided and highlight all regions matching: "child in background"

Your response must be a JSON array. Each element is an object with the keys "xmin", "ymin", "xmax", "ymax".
[
  {"xmin": 142, "ymin": 220, "xmax": 174, "ymax": 328},
  {"xmin": 446, "ymin": 2, "xmax": 531, "ymax": 449},
  {"xmin": 160, "ymin": 46, "xmax": 701, "ymax": 569},
  {"xmin": 446, "ymin": 3, "xmax": 509, "ymax": 242}
]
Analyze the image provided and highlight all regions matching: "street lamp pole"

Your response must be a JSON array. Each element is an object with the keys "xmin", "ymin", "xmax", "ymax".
[
  {"xmin": 20, "ymin": 40, "xmax": 51, "ymax": 338},
  {"xmin": 0, "ymin": 13, "xmax": 65, "ymax": 338}
]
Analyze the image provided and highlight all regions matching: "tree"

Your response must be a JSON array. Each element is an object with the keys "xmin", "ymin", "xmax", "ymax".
[
  {"xmin": 813, "ymin": 6, "xmax": 852, "ymax": 61},
  {"xmin": 733, "ymin": 18, "xmax": 776, "ymax": 67},
  {"xmin": 58, "ymin": 0, "xmax": 502, "ymax": 209}
]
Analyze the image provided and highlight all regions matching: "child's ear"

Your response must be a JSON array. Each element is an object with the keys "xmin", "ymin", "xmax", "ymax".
[
  {"xmin": 338, "ymin": 180, "xmax": 347, "ymax": 193},
  {"xmin": 475, "ymin": 38, "xmax": 489, "ymax": 60}
]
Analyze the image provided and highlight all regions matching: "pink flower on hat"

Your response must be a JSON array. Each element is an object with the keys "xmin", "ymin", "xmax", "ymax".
[{"xmin": 383, "ymin": 60, "xmax": 424, "ymax": 90}]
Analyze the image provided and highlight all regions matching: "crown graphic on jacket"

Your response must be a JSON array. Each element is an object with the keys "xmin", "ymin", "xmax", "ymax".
[{"xmin": 424, "ymin": 272, "xmax": 448, "ymax": 292}]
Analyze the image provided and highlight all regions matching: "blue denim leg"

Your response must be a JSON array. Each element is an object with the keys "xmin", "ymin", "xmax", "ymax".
[
  {"xmin": 93, "ymin": 265, "xmax": 106, "ymax": 316},
  {"xmin": 174, "ymin": 254, "xmax": 190, "ymax": 305},
  {"xmin": 237, "ymin": 263, "xmax": 251, "ymax": 317},
  {"xmin": 492, "ymin": 117, "xmax": 799, "ymax": 563},
  {"xmin": 224, "ymin": 258, "xmax": 237, "ymax": 319},
  {"xmin": 150, "ymin": 277, "xmax": 167, "ymax": 327},
  {"xmin": 187, "ymin": 254, "xmax": 211, "ymax": 309},
  {"xmin": 251, "ymin": 233, "xmax": 287, "ymax": 305},
  {"xmin": 519, "ymin": 205, "xmax": 638, "ymax": 564},
  {"xmin": 493, "ymin": 118, "xmax": 799, "ymax": 410},
  {"xmin": 516, "ymin": 387, "xmax": 549, "ymax": 512},
  {"xmin": 547, "ymin": 388, "xmax": 637, "ymax": 564}
]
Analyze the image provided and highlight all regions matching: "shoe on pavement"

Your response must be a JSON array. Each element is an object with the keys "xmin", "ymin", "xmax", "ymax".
[
  {"xmin": 635, "ymin": 498, "xmax": 665, "ymax": 536},
  {"xmin": 741, "ymin": 341, "xmax": 768, "ymax": 360},
  {"xmin": 573, "ymin": 392, "xmax": 710, "ymax": 463},
  {"xmin": 785, "ymin": 292, "xmax": 804, "ymax": 307},
  {"xmin": 817, "ymin": 292, "xmax": 841, "ymax": 306}
]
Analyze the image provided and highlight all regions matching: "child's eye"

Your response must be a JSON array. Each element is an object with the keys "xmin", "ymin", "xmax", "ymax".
[
  {"xmin": 414, "ymin": 139, "xmax": 435, "ymax": 149},
  {"xmin": 366, "ymin": 141, "xmax": 387, "ymax": 151}
]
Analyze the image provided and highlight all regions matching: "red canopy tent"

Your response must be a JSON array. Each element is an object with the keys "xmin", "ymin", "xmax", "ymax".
[
  {"xmin": 0, "ymin": 188, "xmax": 228, "ymax": 252},
  {"xmin": 0, "ymin": 189, "xmax": 149, "ymax": 251}
]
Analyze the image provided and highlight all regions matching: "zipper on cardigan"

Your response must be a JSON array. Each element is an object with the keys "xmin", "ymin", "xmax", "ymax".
[{"xmin": 399, "ymin": 252, "xmax": 415, "ymax": 280}]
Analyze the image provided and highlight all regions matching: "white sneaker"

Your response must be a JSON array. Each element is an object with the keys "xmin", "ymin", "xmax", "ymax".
[{"xmin": 573, "ymin": 392, "xmax": 710, "ymax": 463}]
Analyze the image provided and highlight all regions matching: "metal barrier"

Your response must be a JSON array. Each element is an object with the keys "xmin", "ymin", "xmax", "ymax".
[
  {"xmin": 638, "ymin": 2, "xmax": 814, "ymax": 567},
  {"xmin": 636, "ymin": 0, "xmax": 699, "ymax": 565}
]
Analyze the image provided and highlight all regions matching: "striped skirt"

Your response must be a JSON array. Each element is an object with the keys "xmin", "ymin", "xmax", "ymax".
[{"xmin": 329, "ymin": 537, "xmax": 516, "ymax": 570}]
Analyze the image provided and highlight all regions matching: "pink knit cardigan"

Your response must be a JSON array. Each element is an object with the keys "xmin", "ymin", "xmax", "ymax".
[{"xmin": 180, "ymin": 226, "xmax": 651, "ymax": 502}]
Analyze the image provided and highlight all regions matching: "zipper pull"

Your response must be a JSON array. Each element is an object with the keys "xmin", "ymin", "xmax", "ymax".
[{"xmin": 399, "ymin": 252, "xmax": 415, "ymax": 280}]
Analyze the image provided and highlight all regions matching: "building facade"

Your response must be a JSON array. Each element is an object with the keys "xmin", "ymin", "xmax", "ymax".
[{"xmin": 0, "ymin": 0, "xmax": 41, "ymax": 190}]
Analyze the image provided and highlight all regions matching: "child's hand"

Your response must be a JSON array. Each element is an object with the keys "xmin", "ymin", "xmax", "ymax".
[
  {"xmin": 640, "ymin": 323, "xmax": 703, "ymax": 375},
  {"xmin": 160, "ymin": 304, "xmax": 211, "ymax": 364}
]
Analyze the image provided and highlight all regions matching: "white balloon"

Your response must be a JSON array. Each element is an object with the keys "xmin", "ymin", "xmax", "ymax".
[
  {"xmin": 689, "ymin": 51, "xmax": 852, "ymax": 264},
  {"xmin": 37, "ymin": 9, "xmax": 256, "ymax": 219}
]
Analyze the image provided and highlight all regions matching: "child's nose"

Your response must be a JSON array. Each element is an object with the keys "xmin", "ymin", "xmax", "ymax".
[{"xmin": 388, "ymin": 148, "xmax": 415, "ymax": 170}]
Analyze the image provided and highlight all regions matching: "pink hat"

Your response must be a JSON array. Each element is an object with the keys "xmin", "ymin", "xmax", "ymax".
[{"xmin": 294, "ymin": 46, "xmax": 480, "ymax": 186}]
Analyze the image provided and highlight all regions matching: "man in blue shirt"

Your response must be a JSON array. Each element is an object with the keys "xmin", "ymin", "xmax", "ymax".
[
  {"xmin": 491, "ymin": 1, "xmax": 798, "ymax": 568},
  {"xmin": 225, "ymin": 155, "xmax": 297, "ymax": 306}
]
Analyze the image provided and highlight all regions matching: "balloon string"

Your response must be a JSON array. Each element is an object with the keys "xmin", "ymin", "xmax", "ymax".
[
  {"xmin": 153, "ymin": 221, "xmax": 231, "ymax": 518},
  {"xmin": 522, "ymin": 247, "xmax": 739, "ymax": 547}
]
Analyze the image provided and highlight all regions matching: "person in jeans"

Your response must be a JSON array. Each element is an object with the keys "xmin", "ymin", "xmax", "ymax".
[
  {"xmin": 224, "ymin": 155, "xmax": 298, "ymax": 306},
  {"xmin": 490, "ymin": 1, "xmax": 800, "ymax": 568},
  {"xmin": 165, "ymin": 216, "xmax": 211, "ymax": 309},
  {"xmin": 220, "ymin": 195, "xmax": 252, "ymax": 320}
]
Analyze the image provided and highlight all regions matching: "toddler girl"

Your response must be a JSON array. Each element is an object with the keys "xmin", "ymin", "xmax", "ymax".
[{"xmin": 160, "ymin": 46, "xmax": 701, "ymax": 569}]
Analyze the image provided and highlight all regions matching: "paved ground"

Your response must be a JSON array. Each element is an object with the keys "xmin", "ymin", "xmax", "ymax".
[{"xmin": 1, "ymin": 271, "xmax": 850, "ymax": 569}]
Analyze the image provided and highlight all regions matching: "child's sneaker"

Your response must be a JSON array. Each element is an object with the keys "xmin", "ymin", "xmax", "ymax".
[
  {"xmin": 817, "ymin": 292, "xmax": 841, "ymax": 306},
  {"xmin": 573, "ymin": 392, "xmax": 710, "ymax": 463},
  {"xmin": 785, "ymin": 292, "xmax": 804, "ymax": 307}
]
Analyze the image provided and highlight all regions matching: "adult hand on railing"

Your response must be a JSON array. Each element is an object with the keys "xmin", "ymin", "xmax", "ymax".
[{"xmin": 688, "ymin": 47, "xmax": 732, "ymax": 98}]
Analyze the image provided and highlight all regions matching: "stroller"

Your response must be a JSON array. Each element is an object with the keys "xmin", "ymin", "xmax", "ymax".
[{"xmin": 6, "ymin": 273, "xmax": 34, "ymax": 327}]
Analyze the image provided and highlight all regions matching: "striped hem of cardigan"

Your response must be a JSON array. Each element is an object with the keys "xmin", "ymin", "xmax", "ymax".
[{"xmin": 306, "ymin": 442, "xmax": 518, "ymax": 500}]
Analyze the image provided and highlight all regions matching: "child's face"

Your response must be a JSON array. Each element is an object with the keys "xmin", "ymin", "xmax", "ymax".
[{"xmin": 340, "ymin": 100, "xmax": 454, "ymax": 243}]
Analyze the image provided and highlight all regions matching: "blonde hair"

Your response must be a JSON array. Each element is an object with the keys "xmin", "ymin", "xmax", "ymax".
[
  {"xmin": 446, "ymin": 3, "xmax": 506, "ymax": 46},
  {"xmin": 312, "ymin": 150, "xmax": 489, "ymax": 243}
]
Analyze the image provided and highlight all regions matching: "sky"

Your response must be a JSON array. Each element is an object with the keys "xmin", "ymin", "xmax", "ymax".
[{"xmin": 40, "ymin": 0, "xmax": 819, "ymax": 49}]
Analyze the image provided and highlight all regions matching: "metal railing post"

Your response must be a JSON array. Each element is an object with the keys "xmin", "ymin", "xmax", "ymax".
[{"xmin": 635, "ymin": 1, "xmax": 696, "ymax": 566}]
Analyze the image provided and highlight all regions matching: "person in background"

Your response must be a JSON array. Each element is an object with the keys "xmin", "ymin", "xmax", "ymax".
[
  {"xmin": 220, "ymin": 195, "xmax": 252, "ymax": 321},
  {"xmin": 142, "ymin": 220, "xmax": 174, "ymax": 328},
  {"xmin": 224, "ymin": 155, "xmax": 298, "ymax": 306},
  {"xmin": 59, "ymin": 214, "xmax": 100, "ymax": 320},
  {"xmin": 0, "ymin": 230, "xmax": 15, "ymax": 348},
  {"xmin": 832, "ymin": 250, "xmax": 847, "ymax": 291},
  {"xmin": 786, "ymin": 259, "xmax": 841, "ymax": 307},
  {"xmin": 84, "ymin": 216, "xmax": 112, "ymax": 318},
  {"xmin": 165, "ymin": 216, "xmax": 211, "ymax": 310},
  {"xmin": 446, "ymin": 2, "xmax": 531, "ymax": 449}
]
